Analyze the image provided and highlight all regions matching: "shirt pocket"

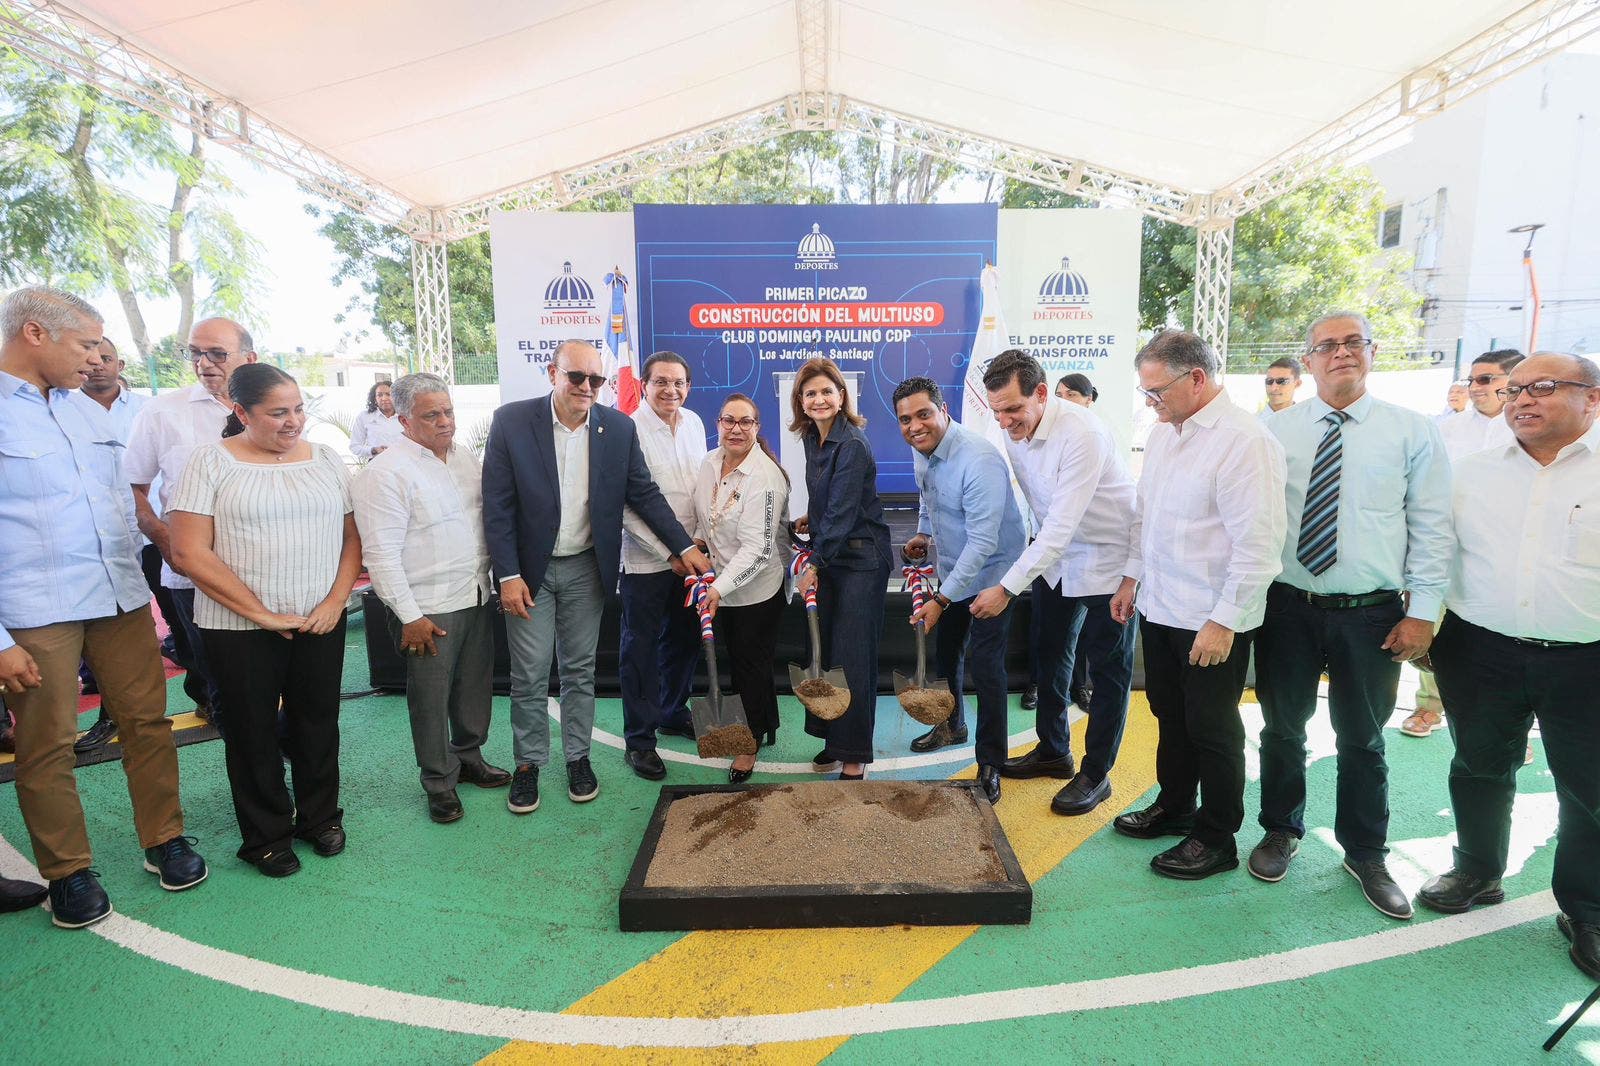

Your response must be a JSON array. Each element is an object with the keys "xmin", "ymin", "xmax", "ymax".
[
  {"xmin": 1564, "ymin": 509, "xmax": 1600, "ymax": 568},
  {"xmin": 0, "ymin": 437, "xmax": 62, "ymax": 497},
  {"xmin": 1357, "ymin": 464, "xmax": 1406, "ymax": 513},
  {"xmin": 415, "ymin": 484, "xmax": 464, "ymax": 528}
]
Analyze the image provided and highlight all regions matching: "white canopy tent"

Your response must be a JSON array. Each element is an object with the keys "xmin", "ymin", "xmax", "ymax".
[{"xmin": 5, "ymin": 0, "xmax": 1597, "ymax": 379}]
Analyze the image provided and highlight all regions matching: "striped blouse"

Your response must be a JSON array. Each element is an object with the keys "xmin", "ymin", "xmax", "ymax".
[{"xmin": 169, "ymin": 442, "xmax": 354, "ymax": 631}]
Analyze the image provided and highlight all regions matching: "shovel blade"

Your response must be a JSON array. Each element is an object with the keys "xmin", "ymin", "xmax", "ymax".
[
  {"xmin": 788, "ymin": 662, "xmax": 812, "ymax": 691},
  {"xmin": 822, "ymin": 667, "xmax": 849, "ymax": 690},
  {"xmin": 892, "ymin": 669, "xmax": 914, "ymax": 695}
]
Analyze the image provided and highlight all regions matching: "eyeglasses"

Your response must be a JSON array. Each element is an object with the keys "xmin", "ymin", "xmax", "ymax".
[
  {"xmin": 1264, "ymin": 376, "xmax": 1294, "ymax": 386},
  {"xmin": 554, "ymin": 364, "xmax": 607, "ymax": 389},
  {"xmin": 1307, "ymin": 338, "xmax": 1372, "ymax": 356},
  {"xmin": 1459, "ymin": 373, "xmax": 1507, "ymax": 387},
  {"xmin": 1137, "ymin": 371, "xmax": 1194, "ymax": 403},
  {"xmin": 647, "ymin": 377, "xmax": 687, "ymax": 391},
  {"xmin": 1495, "ymin": 379, "xmax": 1597, "ymax": 401},
  {"xmin": 717, "ymin": 415, "xmax": 759, "ymax": 430},
  {"xmin": 187, "ymin": 346, "xmax": 235, "ymax": 364}
]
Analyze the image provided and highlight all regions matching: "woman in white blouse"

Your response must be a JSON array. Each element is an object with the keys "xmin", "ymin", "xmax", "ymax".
[
  {"xmin": 169, "ymin": 364, "xmax": 363, "ymax": 878},
  {"xmin": 350, "ymin": 380, "xmax": 403, "ymax": 459},
  {"xmin": 693, "ymin": 394, "xmax": 791, "ymax": 782}
]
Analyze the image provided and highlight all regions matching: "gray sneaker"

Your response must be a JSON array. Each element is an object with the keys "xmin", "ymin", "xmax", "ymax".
[{"xmin": 1248, "ymin": 830, "xmax": 1300, "ymax": 882}]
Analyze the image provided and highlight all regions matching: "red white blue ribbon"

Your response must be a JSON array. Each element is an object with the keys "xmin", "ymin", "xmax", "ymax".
[
  {"xmin": 684, "ymin": 570, "xmax": 717, "ymax": 640},
  {"xmin": 901, "ymin": 561, "xmax": 936, "ymax": 612},
  {"xmin": 790, "ymin": 544, "xmax": 817, "ymax": 609}
]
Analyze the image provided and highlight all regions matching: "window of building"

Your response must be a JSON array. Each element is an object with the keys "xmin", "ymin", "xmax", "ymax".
[{"xmin": 1380, "ymin": 205, "xmax": 1403, "ymax": 249}]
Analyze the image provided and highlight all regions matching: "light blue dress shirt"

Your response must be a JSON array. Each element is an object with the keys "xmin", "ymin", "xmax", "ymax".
[
  {"xmin": 1265, "ymin": 391, "xmax": 1453, "ymax": 620},
  {"xmin": 914, "ymin": 420, "xmax": 1026, "ymax": 602},
  {"xmin": 0, "ymin": 372, "xmax": 150, "ymax": 651}
]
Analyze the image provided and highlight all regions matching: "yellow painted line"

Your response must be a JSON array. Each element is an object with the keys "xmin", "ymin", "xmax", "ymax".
[{"xmin": 482, "ymin": 697, "xmax": 1160, "ymax": 1065}]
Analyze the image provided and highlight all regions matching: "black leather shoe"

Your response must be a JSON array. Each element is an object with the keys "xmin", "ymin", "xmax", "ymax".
[
  {"xmin": 1071, "ymin": 685, "xmax": 1093, "ymax": 710},
  {"xmin": 1416, "ymin": 869, "xmax": 1504, "ymax": 914},
  {"xmin": 1150, "ymin": 836, "xmax": 1238, "ymax": 881},
  {"xmin": 458, "ymin": 761, "xmax": 512, "ymax": 789},
  {"xmin": 1019, "ymin": 684, "xmax": 1039, "ymax": 711},
  {"xmin": 73, "ymin": 715, "xmax": 118, "ymax": 753},
  {"xmin": 977, "ymin": 765, "xmax": 1001, "ymax": 805},
  {"xmin": 625, "ymin": 748, "xmax": 667, "ymax": 781},
  {"xmin": 251, "ymin": 848, "xmax": 300, "ymax": 878},
  {"xmin": 1247, "ymin": 830, "xmax": 1300, "ymax": 883},
  {"xmin": 567, "ymin": 756, "xmax": 599, "ymax": 802},
  {"xmin": 910, "ymin": 721, "xmax": 968, "ymax": 753},
  {"xmin": 812, "ymin": 750, "xmax": 841, "ymax": 773},
  {"xmin": 1113, "ymin": 802, "xmax": 1196, "ymax": 839},
  {"xmin": 1343, "ymin": 859, "xmax": 1412, "ymax": 920},
  {"xmin": 657, "ymin": 714, "xmax": 696, "ymax": 740},
  {"xmin": 310, "ymin": 824, "xmax": 346, "ymax": 857},
  {"xmin": 47, "ymin": 869, "xmax": 111, "ymax": 928},
  {"xmin": 1558, "ymin": 913, "xmax": 1600, "ymax": 980},
  {"xmin": 428, "ymin": 789, "xmax": 464, "ymax": 824},
  {"xmin": 999, "ymin": 745, "xmax": 1076, "ymax": 780},
  {"xmin": 0, "ymin": 876, "xmax": 48, "ymax": 913},
  {"xmin": 142, "ymin": 835, "xmax": 208, "ymax": 891},
  {"xmin": 507, "ymin": 766, "xmax": 540, "ymax": 814},
  {"xmin": 1051, "ymin": 772, "xmax": 1111, "ymax": 815}
]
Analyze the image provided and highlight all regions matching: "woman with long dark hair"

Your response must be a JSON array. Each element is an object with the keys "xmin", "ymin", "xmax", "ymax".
[
  {"xmin": 692, "ymin": 394, "xmax": 790, "ymax": 782},
  {"xmin": 350, "ymin": 380, "xmax": 402, "ymax": 459},
  {"xmin": 169, "ymin": 364, "xmax": 362, "ymax": 877},
  {"xmin": 789, "ymin": 358, "xmax": 891, "ymax": 780}
]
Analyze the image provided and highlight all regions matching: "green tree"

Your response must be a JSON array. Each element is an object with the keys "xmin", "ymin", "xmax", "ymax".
[{"xmin": 0, "ymin": 42, "xmax": 265, "ymax": 358}]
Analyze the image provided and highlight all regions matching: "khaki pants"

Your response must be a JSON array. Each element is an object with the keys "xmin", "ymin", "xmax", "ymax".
[{"xmin": 7, "ymin": 606, "xmax": 183, "ymax": 879}]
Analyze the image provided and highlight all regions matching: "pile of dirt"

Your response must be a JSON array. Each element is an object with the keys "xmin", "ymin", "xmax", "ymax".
[
  {"xmin": 794, "ymin": 678, "xmax": 850, "ymax": 720},
  {"xmin": 643, "ymin": 782, "xmax": 1007, "ymax": 888},
  {"xmin": 697, "ymin": 723, "xmax": 757, "ymax": 758},
  {"xmin": 897, "ymin": 685, "xmax": 955, "ymax": 725}
]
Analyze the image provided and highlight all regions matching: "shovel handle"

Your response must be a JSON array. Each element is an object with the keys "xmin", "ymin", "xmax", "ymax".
[{"xmin": 914, "ymin": 619, "xmax": 927, "ymax": 679}]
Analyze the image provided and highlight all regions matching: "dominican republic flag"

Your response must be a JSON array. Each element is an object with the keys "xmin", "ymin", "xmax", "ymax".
[
  {"xmin": 961, "ymin": 263, "xmax": 1008, "ymax": 430},
  {"xmin": 603, "ymin": 267, "xmax": 641, "ymax": 414}
]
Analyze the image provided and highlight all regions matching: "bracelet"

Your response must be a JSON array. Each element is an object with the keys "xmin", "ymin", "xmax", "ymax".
[{"xmin": 934, "ymin": 593, "xmax": 951, "ymax": 608}]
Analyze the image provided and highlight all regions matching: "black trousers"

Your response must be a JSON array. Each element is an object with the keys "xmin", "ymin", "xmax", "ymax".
[
  {"xmin": 719, "ymin": 589, "xmax": 787, "ymax": 738},
  {"xmin": 1140, "ymin": 617, "xmax": 1253, "ymax": 849},
  {"xmin": 806, "ymin": 563, "xmax": 889, "ymax": 764},
  {"xmin": 934, "ymin": 594, "xmax": 1011, "ymax": 768},
  {"xmin": 1256, "ymin": 583, "xmax": 1403, "ymax": 862},
  {"xmin": 1432, "ymin": 612, "xmax": 1600, "ymax": 923},
  {"xmin": 202, "ymin": 619, "xmax": 346, "ymax": 862}
]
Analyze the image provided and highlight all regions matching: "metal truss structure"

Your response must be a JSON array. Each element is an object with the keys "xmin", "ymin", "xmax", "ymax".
[
  {"xmin": 1193, "ymin": 222, "xmax": 1236, "ymax": 362},
  {"xmin": 6, "ymin": 0, "xmax": 1596, "ymax": 376}
]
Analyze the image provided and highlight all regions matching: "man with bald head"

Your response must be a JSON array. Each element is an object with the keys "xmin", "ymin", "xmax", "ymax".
[
  {"xmin": 482, "ymin": 340, "xmax": 710, "ymax": 814},
  {"xmin": 1418, "ymin": 352, "xmax": 1600, "ymax": 980},
  {"xmin": 125, "ymin": 317, "xmax": 258, "ymax": 734}
]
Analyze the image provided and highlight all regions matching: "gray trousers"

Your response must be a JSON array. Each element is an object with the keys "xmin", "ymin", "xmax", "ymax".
[
  {"xmin": 505, "ymin": 551, "xmax": 604, "ymax": 768},
  {"xmin": 387, "ymin": 602, "xmax": 495, "ymax": 794}
]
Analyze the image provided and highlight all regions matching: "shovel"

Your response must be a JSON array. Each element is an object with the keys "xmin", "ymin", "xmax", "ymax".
[
  {"xmin": 787, "ymin": 544, "xmax": 850, "ymax": 720},
  {"xmin": 684, "ymin": 572, "xmax": 756, "ymax": 759},
  {"xmin": 894, "ymin": 556, "xmax": 955, "ymax": 726}
]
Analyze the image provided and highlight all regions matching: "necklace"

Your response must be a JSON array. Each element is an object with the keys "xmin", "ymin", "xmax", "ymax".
[{"xmin": 707, "ymin": 471, "xmax": 742, "ymax": 535}]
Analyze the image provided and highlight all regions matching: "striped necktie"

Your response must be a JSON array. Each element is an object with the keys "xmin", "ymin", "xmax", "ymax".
[{"xmin": 1296, "ymin": 410, "xmax": 1348, "ymax": 576}]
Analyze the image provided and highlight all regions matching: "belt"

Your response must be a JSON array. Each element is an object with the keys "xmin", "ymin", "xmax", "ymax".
[
  {"xmin": 1507, "ymin": 634, "xmax": 1596, "ymax": 649},
  {"xmin": 1275, "ymin": 583, "xmax": 1400, "ymax": 610}
]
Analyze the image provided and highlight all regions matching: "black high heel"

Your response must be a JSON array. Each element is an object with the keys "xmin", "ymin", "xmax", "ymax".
[
  {"xmin": 760, "ymin": 729, "xmax": 777, "ymax": 747},
  {"xmin": 729, "ymin": 766, "xmax": 754, "ymax": 784}
]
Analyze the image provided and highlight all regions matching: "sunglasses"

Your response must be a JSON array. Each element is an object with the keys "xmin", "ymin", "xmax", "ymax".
[
  {"xmin": 1264, "ymin": 376, "xmax": 1294, "ymax": 386},
  {"xmin": 554, "ymin": 364, "xmax": 607, "ymax": 389},
  {"xmin": 1459, "ymin": 373, "xmax": 1507, "ymax": 387}
]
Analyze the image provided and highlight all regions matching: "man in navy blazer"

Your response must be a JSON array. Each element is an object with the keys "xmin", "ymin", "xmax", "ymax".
[{"xmin": 483, "ymin": 340, "xmax": 709, "ymax": 814}]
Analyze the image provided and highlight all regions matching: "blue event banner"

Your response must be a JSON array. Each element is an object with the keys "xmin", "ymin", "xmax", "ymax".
[{"xmin": 634, "ymin": 204, "xmax": 997, "ymax": 495}]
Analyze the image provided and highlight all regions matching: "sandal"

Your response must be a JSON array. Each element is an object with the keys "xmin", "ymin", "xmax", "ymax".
[{"xmin": 1399, "ymin": 709, "xmax": 1444, "ymax": 737}]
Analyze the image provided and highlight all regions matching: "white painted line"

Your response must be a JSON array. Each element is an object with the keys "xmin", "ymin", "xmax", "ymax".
[{"xmin": 0, "ymin": 834, "xmax": 1561, "ymax": 1049}]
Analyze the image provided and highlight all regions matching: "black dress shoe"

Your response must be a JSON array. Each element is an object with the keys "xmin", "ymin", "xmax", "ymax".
[
  {"xmin": 1113, "ymin": 802, "xmax": 1195, "ymax": 840},
  {"xmin": 1343, "ymin": 859, "xmax": 1412, "ymax": 920},
  {"xmin": 73, "ymin": 715, "xmax": 118, "ymax": 753},
  {"xmin": 428, "ymin": 789, "xmax": 464, "ymax": 824},
  {"xmin": 759, "ymin": 729, "xmax": 777, "ymax": 747},
  {"xmin": 458, "ymin": 761, "xmax": 512, "ymax": 789},
  {"xmin": 1020, "ymin": 684, "xmax": 1039, "ymax": 711},
  {"xmin": 998, "ymin": 745, "xmax": 1076, "ymax": 780},
  {"xmin": 1247, "ymin": 830, "xmax": 1300, "ymax": 883},
  {"xmin": 910, "ymin": 721, "xmax": 968, "ymax": 753},
  {"xmin": 625, "ymin": 748, "xmax": 667, "ymax": 781},
  {"xmin": 1071, "ymin": 685, "xmax": 1093, "ymax": 710},
  {"xmin": 1150, "ymin": 835, "xmax": 1238, "ymax": 881},
  {"xmin": 977, "ymin": 765, "xmax": 1001, "ymax": 805},
  {"xmin": 0, "ymin": 876, "xmax": 49, "ymax": 913},
  {"xmin": 251, "ymin": 848, "xmax": 301, "ymax": 878},
  {"xmin": 1051, "ymin": 772, "xmax": 1110, "ymax": 815},
  {"xmin": 310, "ymin": 824, "xmax": 346, "ymax": 858},
  {"xmin": 657, "ymin": 715, "xmax": 696, "ymax": 740},
  {"xmin": 1558, "ymin": 913, "xmax": 1600, "ymax": 980},
  {"xmin": 812, "ymin": 750, "xmax": 841, "ymax": 773},
  {"xmin": 1416, "ymin": 869, "xmax": 1504, "ymax": 914}
]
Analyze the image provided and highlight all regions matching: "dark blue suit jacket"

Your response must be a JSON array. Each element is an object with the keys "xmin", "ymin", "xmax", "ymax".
[{"xmin": 481, "ymin": 395, "xmax": 693, "ymax": 597}]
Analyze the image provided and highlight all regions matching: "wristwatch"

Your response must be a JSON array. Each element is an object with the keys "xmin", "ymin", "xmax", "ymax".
[{"xmin": 934, "ymin": 592, "xmax": 951, "ymax": 609}]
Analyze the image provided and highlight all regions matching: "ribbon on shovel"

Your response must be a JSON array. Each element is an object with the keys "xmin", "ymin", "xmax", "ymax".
[{"xmin": 684, "ymin": 570, "xmax": 718, "ymax": 640}]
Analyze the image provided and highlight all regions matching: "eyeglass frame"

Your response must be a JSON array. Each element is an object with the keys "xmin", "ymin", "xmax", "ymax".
[
  {"xmin": 1306, "ymin": 337, "xmax": 1373, "ymax": 357},
  {"xmin": 717, "ymin": 415, "xmax": 759, "ymax": 430},
  {"xmin": 1459, "ymin": 372, "xmax": 1509, "ymax": 387},
  {"xmin": 187, "ymin": 345, "xmax": 239, "ymax": 364},
  {"xmin": 552, "ymin": 364, "xmax": 608, "ymax": 389},
  {"xmin": 1495, "ymin": 379, "xmax": 1598, "ymax": 402},
  {"xmin": 646, "ymin": 375, "xmax": 688, "ymax": 390},
  {"xmin": 1137, "ymin": 369, "xmax": 1197, "ymax": 403},
  {"xmin": 1263, "ymin": 376, "xmax": 1295, "ymax": 386}
]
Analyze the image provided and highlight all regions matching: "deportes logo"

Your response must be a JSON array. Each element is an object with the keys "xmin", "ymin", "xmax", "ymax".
[
  {"xmin": 541, "ymin": 261, "xmax": 602, "ymax": 325},
  {"xmin": 1034, "ymin": 256, "xmax": 1092, "ymax": 320},
  {"xmin": 795, "ymin": 223, "xmax": 839, "ymax": 270}
]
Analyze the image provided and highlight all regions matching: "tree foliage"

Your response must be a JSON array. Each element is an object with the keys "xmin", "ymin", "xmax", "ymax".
[{"xmin": 0, "ymin": 43, "xmax": 265, "ymax": 359}]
